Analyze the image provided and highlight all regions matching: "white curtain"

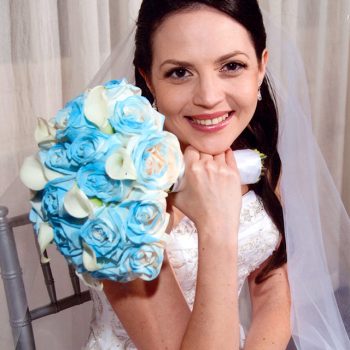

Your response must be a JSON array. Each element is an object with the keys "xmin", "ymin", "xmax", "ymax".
[{"xmin": 0, "ymin": 1, "xmax": 348, "ymax": 349}]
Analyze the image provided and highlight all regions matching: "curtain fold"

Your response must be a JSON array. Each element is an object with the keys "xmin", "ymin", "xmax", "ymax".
[{"xmin": 0, "ymin": 1, "xmax": 348, "ymax": 349}]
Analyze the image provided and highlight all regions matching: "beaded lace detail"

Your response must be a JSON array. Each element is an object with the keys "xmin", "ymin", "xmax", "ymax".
[{"xmin": 84, "ymin": 190, "xmax": 280, "ymax": 349}]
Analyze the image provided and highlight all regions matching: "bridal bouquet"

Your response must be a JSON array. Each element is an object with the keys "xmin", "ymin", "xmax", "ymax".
[{"xmin": 20, "ymin": 79, "xmax": 265, "ymax": 287}]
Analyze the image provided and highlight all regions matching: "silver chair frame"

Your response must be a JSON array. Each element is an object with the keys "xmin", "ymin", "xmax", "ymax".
[{"xmin": 0, "ymin": 206, "xmax": 91, "ymax": 350}]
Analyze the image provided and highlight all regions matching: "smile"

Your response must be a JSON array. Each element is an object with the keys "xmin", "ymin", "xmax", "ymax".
[
  {"xmin": 191, "ymin": 114, "xmax": 230, "ymax": 126},
  {"xmin": 186, "ymin": 111, "xmax": 234, "ymax": 132}
]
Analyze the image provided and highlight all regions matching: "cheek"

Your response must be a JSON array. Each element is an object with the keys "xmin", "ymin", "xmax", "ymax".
[
  {"xmin": 156, "ymin": 86, "xmax": 189, "ymax": 117},
  {"xmin": 232, "ymin": 81, "xmax": 258, "ymax": 111}
]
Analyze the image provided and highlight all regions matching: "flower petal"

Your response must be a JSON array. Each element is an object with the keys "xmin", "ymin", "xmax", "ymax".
[
  {"xmin": 84, "ymin": 86, "xmax": 109, "ymax": 128},
  {"xmin": 20, "ymin": 155, "xmax": 48, "ymax": 191},
  {"xmin": 82, "ymin": 243, "xmax": 100, "ymax": 271},
  {"xmin": 43, "ymin": 165, "xmax": 64, "ymax": 181},
  {"xmin": 105, "ymin": 148, "xmax": 137, "ymax": 180},
  {"xmin": 35, "ymin": 117, "xmax": 56, "ymax": 145},
  {"xmin": 38, "ymin": 222, "xmax": 54, "ymax": 263},
  {"xmin": 64, "ymin": 184, "xmax": 93, "ymax": 218}
]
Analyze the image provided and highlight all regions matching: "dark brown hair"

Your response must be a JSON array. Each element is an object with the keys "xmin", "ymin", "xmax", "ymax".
[{"xmin": 134, "ymin": 0, "xmax": 286, "ymax": 283}]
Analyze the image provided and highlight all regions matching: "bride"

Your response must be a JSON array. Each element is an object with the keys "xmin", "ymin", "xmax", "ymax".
[{"xmin": 83, "ymin": 0, "xmax": 350, "ymax": 349}]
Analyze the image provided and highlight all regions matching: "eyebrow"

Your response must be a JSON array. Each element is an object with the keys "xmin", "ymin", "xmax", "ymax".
[{"xmin": 160, "ymin": 51, "xmax": 250, "ymax": 68}]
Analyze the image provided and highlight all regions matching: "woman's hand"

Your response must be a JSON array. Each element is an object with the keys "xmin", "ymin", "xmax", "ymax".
[{"xmin": 171, "ymin": 145, "xmax": 242, "ymax": 239}]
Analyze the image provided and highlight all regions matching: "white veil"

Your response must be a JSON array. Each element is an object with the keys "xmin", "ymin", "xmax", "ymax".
[
  {"xmin": 266, "ymin": 17, "xmax": 350, "ymax": 348},
  {"xmin": 1, "ymin": 2, "xmax": 349, "ymax": 349}
]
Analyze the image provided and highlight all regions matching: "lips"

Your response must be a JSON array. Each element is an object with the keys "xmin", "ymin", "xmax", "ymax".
[{"xmin": 186, "ymin": 111, "xmax": 234, "ymax": 132}]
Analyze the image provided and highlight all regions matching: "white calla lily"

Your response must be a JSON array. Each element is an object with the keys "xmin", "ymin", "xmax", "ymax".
[
  {"xmin": 82, "ymin": 244, "xmax": 100, "ymax": 271},
  {"xmin": 105, "ymin": 148, "xmax": 137, "ymax": 180},
  {"xmin": 43, "ymin": 165, "xmax": 63, "ymax": 181},
  {"xmin": 38, "ymin": 222, "xmax": 54, "ymax": 263},
  {"xmin": 64, "ymin": 184, "xmax": 93, "ymax": 218},
  {"xmin": 20, "ymin": 155, "xmax": 48, "ymax": 191},
  {"xmin": 84, "ymin": 86, "xmax": 109, "ymax": 129},
  {"xmin": 34, "ymin": 117, "xmax": 56, "ymax": 145}
]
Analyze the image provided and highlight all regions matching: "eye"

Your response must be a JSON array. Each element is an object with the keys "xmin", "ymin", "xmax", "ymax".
[
  {"xmin": 221, "ymin": 61, "xmax": 247, "ymax": 73},
  {"xmin": 165, "ymin": 67, "xmax": 191, "ymax": 79}
]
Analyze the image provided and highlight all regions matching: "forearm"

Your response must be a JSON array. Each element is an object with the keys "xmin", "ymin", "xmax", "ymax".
[
  {"xmin": 243, "ymin": 301, "xmax": 291, "ymax": 350},
  {"xmin": 245, "ymin": 264, "xmax": 291, "ymax": 350},
  {"xmin": 180, "ymin": 230, "xmax": 240, "ymax": 350}
]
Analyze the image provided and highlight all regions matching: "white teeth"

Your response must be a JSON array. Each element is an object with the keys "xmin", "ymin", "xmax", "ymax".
[{"xmin": 192, "ymin": 114, "xmax": 229, "ymax": 126}]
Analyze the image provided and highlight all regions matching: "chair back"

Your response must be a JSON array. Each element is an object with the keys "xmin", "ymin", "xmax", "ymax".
[{"xmin": 0, "ymin": 206, "xmax": 91, "ymax": 350}]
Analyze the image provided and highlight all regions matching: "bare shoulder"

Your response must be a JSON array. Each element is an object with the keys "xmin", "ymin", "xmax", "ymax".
[{"xmin": 103, "ymin": 252, "xmax": 191, "ymax": 350}]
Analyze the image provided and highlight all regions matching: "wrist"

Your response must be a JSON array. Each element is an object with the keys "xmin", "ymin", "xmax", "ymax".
[{"xmin": 197, "ymin": 225, "xmax": 239, "ymax": 249}]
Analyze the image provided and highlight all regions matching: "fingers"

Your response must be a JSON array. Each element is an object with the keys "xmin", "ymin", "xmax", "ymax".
[
  {"xmin": 213, "ymin": 152, "xmax": 226, "ymax": 164},
  {"xmin": 225, "ymin": 148, "xmax": 237, "ymax": 169},
  {"xmin": 183, "ymin": 145, "xmax": 200, "ymax": 164},
  {"xmin": 184, "ymin": 145, "xmax": 236, "ymax": 169}
]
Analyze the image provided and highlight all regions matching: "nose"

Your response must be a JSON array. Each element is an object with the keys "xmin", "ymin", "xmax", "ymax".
[{"xmin": 192, "ymin": 73, "xmax": 225, "ymax": 109}]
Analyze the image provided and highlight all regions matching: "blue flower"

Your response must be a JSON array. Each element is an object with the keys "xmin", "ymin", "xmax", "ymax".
[
  {"xmin": 103, "ymin": 80, "xmax": 122, "ymax": 89},
  {"xmin": 114, "ymin": 244, "xmax": 165, "ymax": 282},
  {"xmin": 55, "ymin": 95, "xmax": 96, "ymax": 142},
  {"xmin": 41, "ymin": 144, "xmax": 76, "ymax": 174},
  {"xmin": 42, "ymin": 176, "xmax": 75, "ymax": 221},
  {"xmin": 80, "ymin": 206, "xmax": 128, "ymax": 260},
  {"xmin": 77, "ymin": 162, "xmax": 132, "ymax": 203},
  {"xmin": 53, "ymin": 221, "xmax": 83, "ymax": 267},
  {"xmin": 128, "ymin": 131, "xmax": 183, "ymax": 191},
  {"xmin": 121, "ymin": 192, "xmax": 169, "ymax": 245},
  {"xmin": 110, "ymin": 95, "xmax": 164, "ymax": 135},
  {"xmin": 104, "ymin": 79, "xmax": 141, "ymax": 106},
  {"xmin": 68, "ymin": 131, "xmax": 109, "ymax": 166}
]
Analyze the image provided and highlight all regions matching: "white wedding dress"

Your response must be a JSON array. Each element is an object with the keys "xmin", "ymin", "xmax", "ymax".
[{"xmin": 84, "ymin": 190, "xmax": 280, "ymax": 349}]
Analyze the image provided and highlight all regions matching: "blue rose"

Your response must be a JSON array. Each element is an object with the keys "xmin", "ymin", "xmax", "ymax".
[
  {"xmin": 104, "ymin": 79, "xmax": 141, "ymax": 106},
  {"xmin": 109, "ymin": 95, "xmax": 164, "ymax": 135},
  {"xmin": 54, "ymin": 94, "xmax": 97, "ymax": 142},
  {"xmin": 79, "ymin": 206, "xmax": 128, "ymax": 260},
  {"xmin": 114, "ymin": 244, "xmax": 165, "ymax": 282},
  {"xmin": 127, "ymin": 131, "xmax": 183, "ymax": 191},
  {"xmin": 42, "ymin": 176, "xmax": 75, "ymax": 221},
  {"xmin": 77, "ymin": 162, "xmax": 132, "ymax": 203},
  {"xmin": 121, "ymin": 192, "xmax": 169, "ymax": 245},
  {"xmin": 68, "ymin": 131, "xmax": 109, "ymax": 166},
  {"xmin": 53, "ymin": 220, "xmax": 83, "ymax": 267},
  {"xmin": 103, "ymin": 80, "xmax": 122, "ymax": 89},
  {"xmin": 41, "ymin": 144, "xmax": 77, "ymax": 174}
]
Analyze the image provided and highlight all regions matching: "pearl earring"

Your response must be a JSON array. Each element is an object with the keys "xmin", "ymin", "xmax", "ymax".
[
  {"xmin": 258, "ymin": 83, "xmax": 262, "ymax": 101},
  {"xmin": 152, "ymin": 98, "xmax": 158, "ymax": 110}
]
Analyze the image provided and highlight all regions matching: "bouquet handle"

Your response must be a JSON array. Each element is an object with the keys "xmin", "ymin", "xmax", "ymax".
[{"xmin": 171, "ymin": 149, "xmax": 265, "ymax": 192}]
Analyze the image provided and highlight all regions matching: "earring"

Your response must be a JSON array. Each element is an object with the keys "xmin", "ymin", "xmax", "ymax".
[
  {"xmin": 257, "ymin": 83, "xmax": 262, "ymax": 101},
  {"xmin": 257, "ymin": 88, "xmax": 262, "ymax": 101},
  {"xmin": 152, "ymin": 98, "xmax": 158, "ymax": 110}
]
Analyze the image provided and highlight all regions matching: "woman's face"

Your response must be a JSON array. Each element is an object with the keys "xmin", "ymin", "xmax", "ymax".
[{"xmin": 147, "ymin": 6, "xmax": 268, "ymax": 155}]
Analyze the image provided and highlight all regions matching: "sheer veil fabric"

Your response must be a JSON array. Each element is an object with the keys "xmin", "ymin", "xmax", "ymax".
[{"xmin": 1, "ymin": 1, "xmax": 349, "ymax": 349}]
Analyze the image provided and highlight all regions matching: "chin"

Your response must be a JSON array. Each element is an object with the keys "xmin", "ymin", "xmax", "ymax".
[{"xmin": 189, "ymin": 142, "xmax": 233, "ymax": 155}]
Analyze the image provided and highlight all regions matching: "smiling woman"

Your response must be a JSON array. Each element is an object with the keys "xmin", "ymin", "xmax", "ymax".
[
  {"xmin": 142, "ymin": 7, "xmax": 268, "ymax": 155},
  {"xmin": 86, "ymin": 1, "xmax": 290, "ymax": 349}
]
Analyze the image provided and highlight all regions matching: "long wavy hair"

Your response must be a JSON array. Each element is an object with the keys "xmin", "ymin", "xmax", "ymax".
[{"xmin": 133, "ymin": 0, "xmax": 286, "ymax": 283}]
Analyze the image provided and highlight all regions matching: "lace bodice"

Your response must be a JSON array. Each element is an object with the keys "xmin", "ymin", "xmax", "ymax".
[{"xmin": 84, "ymin": 190, "xmax": 280, "ymax": 350}]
